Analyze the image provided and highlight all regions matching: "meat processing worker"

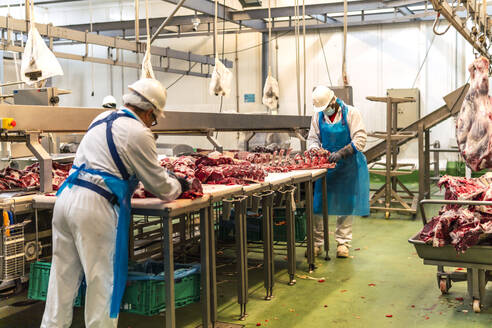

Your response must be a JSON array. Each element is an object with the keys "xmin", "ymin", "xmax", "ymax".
[
  {"xmin": 307, "ymin": 85, "xmax": 370, "ymax": 258},
  {"xmin": 102, "ymin": 95, "xmax": 117, "ymax": 109},
  {"xmin": 41, "ymin": 78, "xmax": 188, "ymax": 328}
]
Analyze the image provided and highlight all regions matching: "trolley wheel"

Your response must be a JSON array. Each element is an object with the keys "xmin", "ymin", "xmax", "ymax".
[
  {"xmin": 473, "ymin": 299, "xmax": 481, "ymax": 313},
  {"xmin": 385, "ymin": 211, "xmax": 390, "ymax": 219},
  {"xmin": 439, "ymin": 279, "xmax": 448, "ymax": 294}
]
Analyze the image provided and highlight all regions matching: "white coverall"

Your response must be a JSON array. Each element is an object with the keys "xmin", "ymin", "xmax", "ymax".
[
  {"xmin": 307, "ymin": 104, "xmax": 367, "ymax": 246},
  {"xmin": 41, "ymin": 108, "xmax": 182, "ymax": 328}
]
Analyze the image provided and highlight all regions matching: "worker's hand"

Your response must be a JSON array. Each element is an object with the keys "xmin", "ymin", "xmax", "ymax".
[
  {"xmin": 167, "ymin": 170, "xmax": 191, "ymax": 194},
  {"xmin": 328, "ymin": 151, "xmax": 342, "ymax": 163},
  {"xmin": 329, "ymin": 144, "xmax": 355, "ymax": 163},
  {"xmin": 176, "ymin": 176, "xmax": 191, "ymax": 194}
]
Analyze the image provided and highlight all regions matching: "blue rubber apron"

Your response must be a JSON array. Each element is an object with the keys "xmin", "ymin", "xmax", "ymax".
[
  {"xmin": 57, "ymin": 108, "xmax": 139, "ymax": 318},
  {"xmin": 313, "ymin": 99, "xmax": 370, "ymax": 216}
]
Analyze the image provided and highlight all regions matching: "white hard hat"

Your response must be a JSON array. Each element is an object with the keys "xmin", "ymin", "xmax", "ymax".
[
  {"xmin": 312, "ymin": 86, "xmax": 335, "ymax": 112},
  {"xmin": 102, "ymin": 95, "xmax": 117, "ymax": 108},
  {"xmin": 128, "ymin": 78, "xmax": 167, "ymax": 118}
]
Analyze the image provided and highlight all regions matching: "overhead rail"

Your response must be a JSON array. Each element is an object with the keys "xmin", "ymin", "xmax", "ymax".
[
  {"xmin": 430, "ymin": 0, "xmax": 492, "ymax": 61},
  {"xmin": 0, "ymin": 16, "xmax": 232, "ymax": 77},
  {"xmin": 59, "ymin": 0, "xmax": 435, "ymax": 38}
]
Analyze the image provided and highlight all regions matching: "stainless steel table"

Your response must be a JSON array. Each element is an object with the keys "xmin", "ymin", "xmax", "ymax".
[{"xmin": 32, "ymin": 195, "xmax": 213, "ymax": 328}]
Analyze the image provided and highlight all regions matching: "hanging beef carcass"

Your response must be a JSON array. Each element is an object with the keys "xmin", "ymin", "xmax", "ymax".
[{"xmin": 456, "ymin": 56, "xmax": 492, "ymax": 171}]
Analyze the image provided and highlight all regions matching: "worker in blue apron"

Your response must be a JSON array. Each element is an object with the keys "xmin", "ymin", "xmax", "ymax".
[
  {"xmin": 41, "ymin": 78, "xmax": 187, "ymax": 328},
  {"xmin": 307, "ymin": 86, "xmax": 369, "ymax": 258}
]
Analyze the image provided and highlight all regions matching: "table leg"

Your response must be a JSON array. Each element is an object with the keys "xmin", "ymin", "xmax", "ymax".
[
  {"xmin": 207, "ymin": 206, "xmax": 218, "ymax": 324},
  {"xmin": 305, "ymin": 181, "xmax": 315, "ymax": 272},
  {"xmin": 321, "ymin": 176, "xmax": 330, "ymax": 261},
  {"xmin": 162, "ymin": 212, "xmax": 175, "ymax": 328},
  {"xmin": 261, "ymin": 191, "xmax": 275, "ymax": 300},
  {"xmin": 200, "ymin": 208, "xmax": 212, "ymax": 327},
  {"xmin": 233, "ymin": 196, "xmax": 248, "ymax": 320},
  {"xmin": 284, "ymin": 185, "xmax": 296, "ymax": 286}
]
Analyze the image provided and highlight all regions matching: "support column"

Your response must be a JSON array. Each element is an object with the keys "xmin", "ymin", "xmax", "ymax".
[
  {"xmin": 385, "ymin": 99, "xmax": 392, "ymax": 213},
  {"xmin": 200, "ymin": 207, "xmax": 211, "ymax": 327},
  {"xmin": 418, "ymin": 123, "xmax": 425, "ymax": 201},
  {"xmin": 162, "ymin": 211, "xmax": 175, "ymax": 328},
  {"xmin": 207, "ymin": 206, "xmax": 218, "ymax": 324},
  {"xmin": 321, "ymin": 175, "xmax": 330, "ymax": 261},
  {"xmin": 260, "ymin": 190, "xmax": 275, "ymax": 300},
  {"xmin": 279, "ymin": 185, "xmax": 297, "ymax": 285},
  {"xmin": 305, "ymin": 180, "xmax": 315, "ymax": 272},
  {"xmin": 424, "ymin": 129, "xmax": 430, "ymax": 198}
]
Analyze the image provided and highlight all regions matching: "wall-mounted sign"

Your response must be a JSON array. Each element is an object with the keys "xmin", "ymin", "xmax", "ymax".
[{"xmin": 244, "ymin": 93, "xmax": 255, "ymax": 103}]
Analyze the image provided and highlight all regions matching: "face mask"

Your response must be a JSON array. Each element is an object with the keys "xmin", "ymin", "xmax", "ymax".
[{"xmin": 323, "ymin": 106, "xmax": 335, "ymax": 116}]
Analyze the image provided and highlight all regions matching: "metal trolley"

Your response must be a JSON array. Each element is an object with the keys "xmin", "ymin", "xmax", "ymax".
[
  {"xmin": 0, "ymin": 222, "xmax": 27, "ymax": 282},
  {"xmin": 409, "ymin": 199, "xmax": 492, "ymax": 313}
]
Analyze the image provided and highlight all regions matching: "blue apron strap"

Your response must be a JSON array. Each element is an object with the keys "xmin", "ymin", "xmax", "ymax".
[
  {"xmin": 70, "ymin": 178, "xmax": 119, "ymax": 205},
  {"xmin": 87, "ymin": 109, "xmax": 138, "ymax": 180},
  {"xmin": 106, "ymin": 119, "xmax": 130, "ymax": 180}
]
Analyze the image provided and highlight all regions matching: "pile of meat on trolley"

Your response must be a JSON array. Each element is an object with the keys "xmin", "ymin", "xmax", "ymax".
[{"xmin": 418, "ymin": 174, "xmax": 492, "ymax": 253}]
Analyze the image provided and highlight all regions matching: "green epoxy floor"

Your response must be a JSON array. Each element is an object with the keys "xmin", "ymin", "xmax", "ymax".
[{"xmin": 2, "ymin": 213, "xmax": 492, "ymax": 327}]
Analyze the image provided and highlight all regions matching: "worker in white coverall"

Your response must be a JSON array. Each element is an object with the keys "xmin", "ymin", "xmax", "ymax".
[
  {"xmin": 41, "ymin": 78, "xmax": 187, "ymax": 328},
  {"xmin": 307, "ymin": 86, "xmax": 370, "ymax": 258}
]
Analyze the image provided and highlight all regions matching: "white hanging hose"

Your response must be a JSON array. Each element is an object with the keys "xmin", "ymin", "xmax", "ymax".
[
  {"xmin": 29, "ymin": 0, "xmax": 34, "ymax": 27},
  {"xmin": 89, "ymin": 0, "xmax": 94, "ymax": 96},
  {"xmin": 302, "ymin": 0, "xmax": 306, "ymax": 116},
  {"xmin": 342, "ymin": 0, "xmax": 348, "ymax": 86},
  {"xmin": 214, "ymin": 0, "xmax": 218, "ymax": 61},
  {"xmin": 432, "ymin": 12, "xmax": 451, "ymax": 36},
  {"xmin": 120, "ymin": 0, "xmax": 124, "ymax": 96},
  {"xmin": 268, "ymin": 0, "xmax": 272, "ymax": 71},
  {"xmin": 145, "ymin": 0, "xmax": 150, "ymax": 42},
  {"xmin": 318, "ymin": 30, "xmax": 333, "ymax": 87}
]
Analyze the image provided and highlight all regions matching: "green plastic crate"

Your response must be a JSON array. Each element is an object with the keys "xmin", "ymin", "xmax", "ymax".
[
  {"xmin": 27, "ymin": 261, "xmax": 85, "ymax": 307},
  {"xmin": 121, "ymin": 268, "xmax": 200, "ymax": 316},
  {"xmin": 272, "ymin": 208, "xmax": 306, "ymax": 243},
  {"xmin": 242, "ymin": 208, "xmax": 307, "ymax": 242}
]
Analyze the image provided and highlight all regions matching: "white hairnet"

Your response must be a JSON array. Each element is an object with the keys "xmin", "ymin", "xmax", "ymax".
[{"xmin": 122, "ymin": 91, "xmax": 155, "ymax": 112}]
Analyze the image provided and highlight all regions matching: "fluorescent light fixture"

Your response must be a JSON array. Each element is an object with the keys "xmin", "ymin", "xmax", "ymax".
[{"xmin": 239, "ymin": 0, "xmax": 262, "ymax": 8}]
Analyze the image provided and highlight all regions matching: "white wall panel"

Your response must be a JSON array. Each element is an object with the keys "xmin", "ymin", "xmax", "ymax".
[{"xmin": 5, "ymin": 3, "xmax": 478, "ymax": 161}]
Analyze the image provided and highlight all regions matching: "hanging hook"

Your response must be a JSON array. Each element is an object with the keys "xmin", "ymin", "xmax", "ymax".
[{"xmin": 433, "ymin": 12, "xmax": 452, "ymax": 35}]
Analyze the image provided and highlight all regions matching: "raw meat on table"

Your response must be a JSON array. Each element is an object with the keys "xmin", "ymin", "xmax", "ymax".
[
  {"xmin": 456, "ymin": 56, "xmax": 492, "ymax": 171},
  {"xmin": 0, "ymin": 162, "xmax": 70, "ymax": 191},
  {"xmin": 235, "ymin": 148, "xmax": 336, "ymax": 172}
]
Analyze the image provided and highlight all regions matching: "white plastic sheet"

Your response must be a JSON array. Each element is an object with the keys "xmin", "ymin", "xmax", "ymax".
[
  {"xmin": 262, "ymin": 74, "xmax": 279, "ymax": 110},
  {"xmin": 141, "ymin": 40, "xmax": 155, "ymax": 79},
  {"xmin": 21, "ymin": 25, "xmax": 63, "ymax": 85},
  {"xmin": 209, "ymin": 58, "xmax": 232, "ymax": 97}
]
